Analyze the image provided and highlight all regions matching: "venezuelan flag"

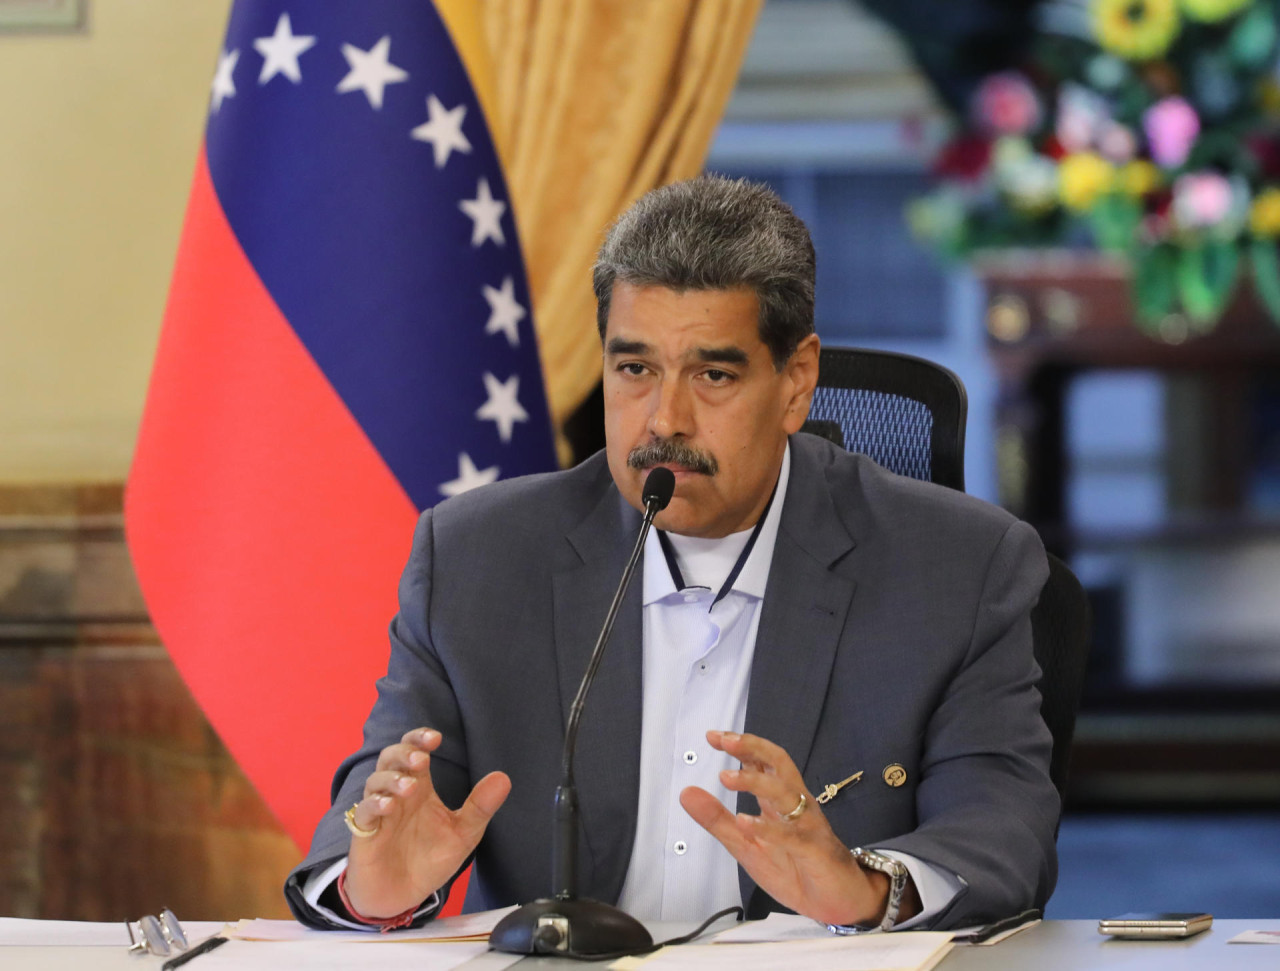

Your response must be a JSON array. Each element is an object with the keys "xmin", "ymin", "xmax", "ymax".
[{"xmin": 126, "ymin": 0, "xmax": 555, "ymax": 907}]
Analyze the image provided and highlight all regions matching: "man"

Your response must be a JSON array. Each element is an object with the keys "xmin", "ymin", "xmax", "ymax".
[{"xmin": 285, "ymin": 176, "xmax": 1058, "ymax": 932}]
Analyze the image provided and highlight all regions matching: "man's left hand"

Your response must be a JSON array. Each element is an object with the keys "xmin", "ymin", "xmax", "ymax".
[{"xmin": 680, "ymin": 730, "xmax": 920, "ymax": 927}]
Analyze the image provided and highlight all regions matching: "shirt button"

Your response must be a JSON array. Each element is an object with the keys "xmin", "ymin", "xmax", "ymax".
[
  {"xmin": 683, "ymin": 593, "xmax": 699, "ymax": 604},
  {"xmin": 673, "ymin": 840, "xmax": 688, "ymax": 855},
  {"xmin": 683, "ymin": 750, "xmax": 697, "ymax": 765}
]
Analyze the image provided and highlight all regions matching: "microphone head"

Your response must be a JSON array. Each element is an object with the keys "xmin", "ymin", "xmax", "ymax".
[{"xmin": 642, "ymin": 467, "xmax": 676, "ymax": 512}]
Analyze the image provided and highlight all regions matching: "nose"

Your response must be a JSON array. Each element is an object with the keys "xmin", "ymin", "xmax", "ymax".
[{"xmin": 647, "ymin": 376, "xmax": 694, "ymax": 440}]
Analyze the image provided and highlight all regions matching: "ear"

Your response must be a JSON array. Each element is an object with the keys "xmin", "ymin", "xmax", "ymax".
[{"xmin": 781, "ymin": 334, "xmax": 820, "ymax": 435}]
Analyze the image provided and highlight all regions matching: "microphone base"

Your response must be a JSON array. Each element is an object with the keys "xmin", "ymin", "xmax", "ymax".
[{"xmin": 489, "ymin": 896, "xmax": 654, "ymax": 956}]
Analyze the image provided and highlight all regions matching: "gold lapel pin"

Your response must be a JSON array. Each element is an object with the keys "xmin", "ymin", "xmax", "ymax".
[
  {"xmin": 815, "ymin": 770, "xmax": 863, "ymax": 805},
  {"xmin": 882, "ymin": 763, "xmax": 907, "ymax": 787}
]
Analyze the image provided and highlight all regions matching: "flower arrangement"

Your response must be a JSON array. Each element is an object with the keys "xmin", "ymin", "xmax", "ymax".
[{"xmin": 907, "ymin": 0, "xmax": 1280, "ymax": 333}]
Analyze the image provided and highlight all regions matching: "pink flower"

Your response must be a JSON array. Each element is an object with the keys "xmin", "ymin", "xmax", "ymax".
[
  {"xmin": 1099, "ymin": 123, "xmax": 1138, "ymax": 163},
  {"xmin": 972, "ymin": 72, "xmax": 1041, "ymax": 136},
  {"xmin": 1144, "ymin": 97, "xmax": 1201, "ymax": 169},
  {"xmin": 1172, "ymin": 172, "xmax": 1232, "ymax": 229}
]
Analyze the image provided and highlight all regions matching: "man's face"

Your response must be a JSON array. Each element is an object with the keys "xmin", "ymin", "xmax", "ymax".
[{"xmin": 602, "ymin": 282, "xmax": 819, "ymax": 538}]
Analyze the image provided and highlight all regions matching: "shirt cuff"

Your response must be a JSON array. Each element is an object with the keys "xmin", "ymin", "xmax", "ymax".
[
  {"xmin": 300, "ymin": 856, "xmax": 441, "ymax": 931},
  {"xmin": 876, "ymin": 849, "xmax": 965, "ymax": 930}
]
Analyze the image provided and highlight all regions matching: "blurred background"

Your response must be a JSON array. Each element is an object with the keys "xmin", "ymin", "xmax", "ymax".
[{"xmin": 2, "ymin": 0, "xmax": 1278, "ymax": 922}]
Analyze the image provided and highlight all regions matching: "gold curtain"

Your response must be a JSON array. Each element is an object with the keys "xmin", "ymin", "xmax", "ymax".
[{"xmin": 479, "ymin": 0, "xmax": 764, "ymax": 456}]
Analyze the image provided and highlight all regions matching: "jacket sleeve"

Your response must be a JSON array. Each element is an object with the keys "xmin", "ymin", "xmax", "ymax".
[
  {"xmin": 284, "ymin": 507, "xmax": 473, "ymax": 928},
  {"xmin": 875, "ymin": 518, "xmax": 1059, "ymax": 928}
]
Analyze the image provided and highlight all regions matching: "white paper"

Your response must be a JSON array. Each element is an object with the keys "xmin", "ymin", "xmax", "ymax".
[
  {"xmin": 1230, "ymin": 929, "xmax": 1280, "ymax": 944},
  {"xmin": 614, "ymin": 933, "xmax": 954, "ymax": 970},
  {"xmin": 226, "ymin": 906, "xmax": 516, "ymax": 943},
  {"xmin": 0, "ymin": 918, "xmax": 227, "ymax": 947},
  {"xmin": 710, "ymin": 912, "xmax": 832, "ymax": 943},
  {"xmin": 196, "ymin": 939, "xmax": 517, "ymax": 970}
]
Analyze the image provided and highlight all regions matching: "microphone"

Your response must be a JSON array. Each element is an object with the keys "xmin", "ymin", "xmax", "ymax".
[{"xmin": 490, "ymin": 468, "xmax": 675, "ymax": 956}]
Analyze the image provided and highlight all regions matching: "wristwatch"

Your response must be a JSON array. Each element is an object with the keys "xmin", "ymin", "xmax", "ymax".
[{"xmin": 826, "ymin": 847, "xmax": 909, "ymax": 934}]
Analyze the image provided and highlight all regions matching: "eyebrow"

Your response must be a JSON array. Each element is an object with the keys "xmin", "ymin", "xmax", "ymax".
[
  {"xmin": 695, "ymin": 346, "xmax": 749, "ymax": 366},
  {"xmin": 605, "ymin": 338, "xmax": 651, "ymax": 356},
  {"xmin": 604, "ymin": 338, "xmax": 750, "ymax": 366}
]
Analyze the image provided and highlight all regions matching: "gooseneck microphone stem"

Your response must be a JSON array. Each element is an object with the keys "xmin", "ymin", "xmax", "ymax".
[
  {"xmin": 491, "ymin": 468, "xmax": 675, "ymax": 956},
  {"xmin": 552, "ymin": 494, "xmax": 663, "ymax": 900}
]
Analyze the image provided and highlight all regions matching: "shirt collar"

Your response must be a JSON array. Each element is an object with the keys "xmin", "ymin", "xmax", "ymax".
[{"xmin": 642, "ymin": 443, "xmax": 791, "ymax": 606}]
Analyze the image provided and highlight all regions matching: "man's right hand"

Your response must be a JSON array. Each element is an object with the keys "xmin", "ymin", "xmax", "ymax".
[{"xmin": 341, "ymin": 728, "xmax": 512, "ymax": 919}]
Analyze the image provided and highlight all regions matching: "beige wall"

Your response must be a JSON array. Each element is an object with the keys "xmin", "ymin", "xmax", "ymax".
[{"xmin": 0, "ymin": 1, "xmax": 232, "ymax": 482}]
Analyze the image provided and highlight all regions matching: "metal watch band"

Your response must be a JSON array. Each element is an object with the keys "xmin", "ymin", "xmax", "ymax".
[{"xmin": 826, "ymin": 847, "xmax": 909, "ymax": 934}]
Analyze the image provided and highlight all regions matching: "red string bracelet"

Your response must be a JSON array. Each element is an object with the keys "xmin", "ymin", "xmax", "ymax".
[{"xmin": 336, "ymin": 871, "xmax": 418, "ymax": 933}]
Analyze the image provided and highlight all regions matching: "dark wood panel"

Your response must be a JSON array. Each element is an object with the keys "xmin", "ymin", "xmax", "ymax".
[
  {"xmin": 0, "ymin": 644, "xmax": 301, "ymax": 920},
  {"xmin": 0, "ymin": 483, "xmax": 301, "ymax": 921}
]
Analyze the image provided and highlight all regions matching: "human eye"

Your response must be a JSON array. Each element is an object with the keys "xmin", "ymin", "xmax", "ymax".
[
  {"xmin": 700, "ymin": 368, "xmax": 736, "ymax": 385},
  {"xmin": 615, "ymin": 361, "xmax": 649, "ymax": 378}
]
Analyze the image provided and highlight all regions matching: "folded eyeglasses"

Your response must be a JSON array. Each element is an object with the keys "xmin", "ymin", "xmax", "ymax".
[{"xmin": 125, "ymin": 908, "xmax": 189, "ymax": 957}]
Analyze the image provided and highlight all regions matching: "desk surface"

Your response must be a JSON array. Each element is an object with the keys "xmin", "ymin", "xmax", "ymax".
[{"xmin": 4, "ymin": 919, "xmax": 1279, "ymax": 969}]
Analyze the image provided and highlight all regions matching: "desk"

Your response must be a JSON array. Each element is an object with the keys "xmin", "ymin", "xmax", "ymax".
[{"xmin": 5, "ymin": 920, "xmax": 1280, "ymax": 968}]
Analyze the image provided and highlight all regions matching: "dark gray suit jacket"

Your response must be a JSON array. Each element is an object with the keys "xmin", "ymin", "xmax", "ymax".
[{"xmin": 286, "ymin": 434, "xmax": 1057, "ymax": 928}]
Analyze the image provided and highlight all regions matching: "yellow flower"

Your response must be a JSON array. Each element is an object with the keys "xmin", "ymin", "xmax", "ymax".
[
  {"xmin": 1059, "ymin": 153, "xmax": 1116, "ymax": 211},
  {"xmin": 1119, "ymin": 160, "xmax": 1162, "ymax": 197},
  {"xmin": 1250, "ymin": 187, "xmax": 1280, "ymax": 236},
  {"xmin": 1092, "ymin": 0, "xmax": 1181, "ymax": 61},
  {"xmin": 1179, "ymin": 0, "xmax": 1253, "ymax": 23}
]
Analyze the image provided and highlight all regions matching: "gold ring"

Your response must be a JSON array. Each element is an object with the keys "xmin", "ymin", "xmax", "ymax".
[
  {"xmin": 781, "ymin": 792, "xmax": 808, "ymax": 821},
  {"xmin": 344, "ymin": 803, "xmax": 380, "ymax": 838}
]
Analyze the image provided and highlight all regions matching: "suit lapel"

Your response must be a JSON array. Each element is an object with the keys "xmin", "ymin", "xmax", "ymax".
[
  {"xmin": 552, "ymin": 485, "xmax": 644, "ymax": 904},
  {"xmin": 738, "ymin": 440, "xmax": 858, "ymax": 908}
]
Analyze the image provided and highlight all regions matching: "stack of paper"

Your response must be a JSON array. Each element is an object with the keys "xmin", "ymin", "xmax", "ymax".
[
  {"xmin": 224, "ymin": 905, "xmax": 515, "ymax": 944},
  {"xmin": 614, "ymin": 931, "xmax": 955, "ymax": 970}
]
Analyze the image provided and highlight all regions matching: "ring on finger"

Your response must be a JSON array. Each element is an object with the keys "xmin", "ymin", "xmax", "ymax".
[
  {"xmin": 780, "ymin": 792, "xmax": 808, "ymax": 821},
  {"xmin": 344, "ymin": 802, "xmax": 380, "ymax": 838}
]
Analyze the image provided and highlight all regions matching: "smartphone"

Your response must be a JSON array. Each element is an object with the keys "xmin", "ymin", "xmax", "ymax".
[{"xmin": 1098, "ymin": 913, "xmax": 1213, "ymax": 939}]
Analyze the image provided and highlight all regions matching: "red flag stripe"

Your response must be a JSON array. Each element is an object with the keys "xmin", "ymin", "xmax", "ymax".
[{"xmin": 126, "ymin": 147, "xmax": 418, "ymax": 850}]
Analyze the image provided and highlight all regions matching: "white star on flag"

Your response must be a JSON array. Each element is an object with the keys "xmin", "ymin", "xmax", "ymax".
[
  {"xmin": 475, "ymin": 372, "xmax": 528, "ymax": 443},
  {"xmin": 483, "ymin": 276, "xmax": 526, "ymax": 347},
  {"xmin": 411, "ymin": 94, "xmax": 472, "ymax": 168},
  {"xmin": 459, "ymin": 178, "xmax": 506, "ymax": 247},
  {"xmin": 336, "ymin": 36, "xmax": 409, "ymax": 110},
  {"xmin": 439, "ymin": 453, "xmax": 500, "ymax": 497},
  {"xmin": 211, "ymin": 49, "xmax": 239, "ymax": 113},
  {"xmin": 254, "ymin": 13, "xmax": 316, "ymax": 85}
]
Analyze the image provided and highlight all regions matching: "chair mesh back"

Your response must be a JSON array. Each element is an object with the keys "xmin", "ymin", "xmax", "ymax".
[
  {"xmin": 802, "ymin": 347, "xmax": 966, "ymax": 491},
  {"xmin": 807, "ymin": 386, "xmax": 934, "ymax": 483}
]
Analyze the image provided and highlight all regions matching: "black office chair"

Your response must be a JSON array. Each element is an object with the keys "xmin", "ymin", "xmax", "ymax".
[
  {"xmin": 802, "ymin": 346, "xmax": 1092, "ymax": 805},
  {"xmin": 803, "ymin": 348, "xmax": 968, "ymax": 492}
]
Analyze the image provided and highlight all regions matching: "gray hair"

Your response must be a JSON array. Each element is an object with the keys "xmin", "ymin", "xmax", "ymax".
[{"xmin": 592, "ymin": 175, "xmax": 816, "ymax": 368}]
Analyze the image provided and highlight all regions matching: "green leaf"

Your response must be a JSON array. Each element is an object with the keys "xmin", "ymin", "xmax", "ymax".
[
  {"xmin": 1249, "ymin": 238, "xmax": 1280, "ymax": 326},
  {"xmin": 1132, "ymin": 245, "xmax": 1177, "ymax": 325},
  {"xmin": 1177, "ymin": 241, "xmax": 1238, "ymax": 324},
  {"xmin": 1089, "ymin": 192, "xmax": 1142, "ymax": 253}
]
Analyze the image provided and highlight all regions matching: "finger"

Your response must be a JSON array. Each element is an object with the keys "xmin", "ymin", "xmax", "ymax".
[
  {"xmin": 680, "ymin": 786, "xmax": 753, "ymax": 857},
  {"xmin": 453, "ymin": 771, "xmax": 513, "ymax": 844},
  {"xmin": 707, "ymin": 730, "xmax": 791, "ymax": 769},
  {"xmin": 721, "ymin": 766, "xmax": 807, "ymax": 817},
  {"xmin": 376, "ymin": 735, "xmax": 439, "ymax": 773},
  {"xmin": 399, "ymin": 727, "xmax": 443, "ymax": 750},
  {"xmin": 707, "ymin": 731, "xmax": 802, "ymax": 783},
  {"xmin": 350, "ymin": 793, "xmax": 394, "ymax": 832},
  {"xmin": 363, "ymin": 769, "xmax": 419, "ymax": 800}
]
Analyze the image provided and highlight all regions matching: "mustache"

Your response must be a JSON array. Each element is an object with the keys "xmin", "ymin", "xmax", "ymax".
[{"xmin": 627, "ymin": 438, "xmax": 718, "ymax": 476}]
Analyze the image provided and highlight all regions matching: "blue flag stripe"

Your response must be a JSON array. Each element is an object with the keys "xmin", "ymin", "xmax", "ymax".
[{"xmin": 206, "ymin": 1, "xmax": 555, "ymax": 510}]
